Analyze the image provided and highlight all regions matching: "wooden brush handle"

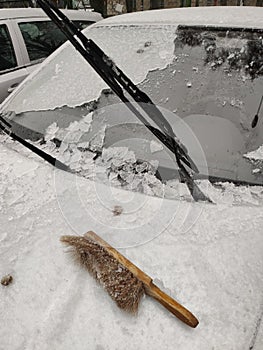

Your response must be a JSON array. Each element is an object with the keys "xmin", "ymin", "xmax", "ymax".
[
  {"xmin": 144, "ymin": 283, "xmax": 199, "ymax": 328},
  {"xmin": 85, "ymin": 231, "xmax": 199, "ymax": 328}
]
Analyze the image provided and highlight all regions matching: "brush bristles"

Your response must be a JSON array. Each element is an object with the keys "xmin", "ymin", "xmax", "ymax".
[{"xmin": 60, "ymin": 235, "xmax": 145, "ymax": 314}]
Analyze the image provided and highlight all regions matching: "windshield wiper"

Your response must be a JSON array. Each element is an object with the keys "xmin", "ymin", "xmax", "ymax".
[
  {"xmin": 251, "ymin": 95, "xmax": 263, "ymax": 128},
  {"xmin": 36, "ymin": 0, "xmax": 212, "ymax": 202},
  {"xmin": 0, "ymin": 115, "xmax": 68, "ymax": 171}
]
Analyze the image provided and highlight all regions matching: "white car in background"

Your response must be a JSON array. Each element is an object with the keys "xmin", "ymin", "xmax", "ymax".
[{"xmin": 0, "ymin": 8, "xmax": 102, "ymax": 102}]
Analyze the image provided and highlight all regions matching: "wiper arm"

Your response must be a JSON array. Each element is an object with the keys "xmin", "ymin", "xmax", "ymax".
[
  {"xmin": 0, "ymin": 114, "xmax": 68, "ymax": 171},
  {"xmin": 36, "ymin": 0, "xmax": 211, "ymax": 202},
  {"xmin": 251, "ymin": 95, "xmax": 263, "ymax": 128}
]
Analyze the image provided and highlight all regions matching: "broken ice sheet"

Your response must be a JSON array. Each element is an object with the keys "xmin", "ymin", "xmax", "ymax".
[
  {"xmin": 243, "ymin": 145, "xmax": 263, "ymax": 175},
  {"xmin": 99, "ymin": 147, "xmax": 136, "ymax": 167},
  {"xmin": 244, "ymin": 145, "xmax": 263, "ymax": 161},
  {"xmin": 150, "ymin": 140, "xmax": 164, "ymax": 153},
  {"xmin": 142, "ymin": 173, "xmax": 164, "ymax": 197},
  {"xmin": 48, "ymin": 111, "xmax": 93, "ymax": 144},
  {"xmin": 70, "ymin": 149, "xmax": 82, "ymax": 164},
  {"xmin": 58, "ymin": 149, "xmax": 71, "ymax": 164},
  {"xmin": 165, "ymin": 179, "xmax": 192, "ymax": 200},
  {"xmin": 149, "ymin": 160, "xmax": 159, "ymax": 173},
  {"xmin": 59, "ymin": 141, "xmax": 68, "ymax": 154},
  {"xmin": 69, "ymin": 162, "xmax": 82, "ymax": 171},
  {"xmin": 135, "ymin": 162, "xmax": 148, "ymax": 173},
  {"xmin": 89, "ymin": 125, "xmax": 106, "ymax": 151},
  {"xmin": 38, "ymin": 140, "xmax": 57, "ymax": 154},
  {"xmin": 82, "ymin": 154, "xmax": 95, "ymax": 171},
  {"xmin": 118, "ymin": 170, "xmax": 135, "ymax": 184},
  {"xmin": 44, "ymin": 122, "xmax": 59, "ymax": 142},
  {"xmin": 77, "ymin": 141, "xmax": 90, "ymax": 150}
]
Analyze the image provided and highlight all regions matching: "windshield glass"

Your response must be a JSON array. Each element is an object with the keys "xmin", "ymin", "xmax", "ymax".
[{"xmin": 1, "ymin": 23, "xmax": 263, "ymax": 200}]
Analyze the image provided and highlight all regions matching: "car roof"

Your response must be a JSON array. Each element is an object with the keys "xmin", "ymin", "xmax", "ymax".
[
  {"xmin": 0, "ymin": 7, "xmax": 102, "ymax": 22},
  {"xmin": 98, "ymin": 6, "xmax": 263, "ymax": 29}
]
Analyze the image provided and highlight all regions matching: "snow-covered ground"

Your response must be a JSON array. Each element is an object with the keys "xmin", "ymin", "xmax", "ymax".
[{"xmin": 1, "ymin": 136, "xmax": 263, "ymax": 350}]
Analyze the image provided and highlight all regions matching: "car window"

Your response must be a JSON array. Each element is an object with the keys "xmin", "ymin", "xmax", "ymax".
[
  {"xmin": 0, "ymin": 24, "xmax": 17, "ymax": 71},
  {"xmin": 18, "ymin": 20, "xmax": 94, "ymax": 62}
]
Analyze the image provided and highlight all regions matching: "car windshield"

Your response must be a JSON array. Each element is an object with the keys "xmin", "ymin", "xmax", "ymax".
[{"xmin": 1, "ymin": 23, "xmax": 263, "ymax": 200}]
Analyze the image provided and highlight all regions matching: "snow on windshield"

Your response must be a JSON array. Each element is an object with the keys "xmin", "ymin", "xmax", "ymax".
[{"xmin": 5, "ymin": 25, "xmax": 176, "ymax": 114}]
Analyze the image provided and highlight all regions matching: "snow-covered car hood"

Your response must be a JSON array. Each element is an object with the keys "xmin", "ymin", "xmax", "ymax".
[{"xmin": 1, "ymin": 135, "xmax": 263, "ymax": 349}]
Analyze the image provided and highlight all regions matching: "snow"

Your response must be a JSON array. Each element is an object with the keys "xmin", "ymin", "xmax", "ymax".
[
  {"xmin": 1, "ymin": 136, "xmax": 263, "ymax": 350},
  {"xmin": 100, "ymin": 6, "xmax": 263, "ymax": 28},
  {"xmin": 4, "ymin": 25, "xmax": 176, "ymax": 114}
]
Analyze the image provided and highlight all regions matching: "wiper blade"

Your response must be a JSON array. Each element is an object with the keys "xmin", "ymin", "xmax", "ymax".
[
  {"xmin": 0, "ymin": 114, "xmax": 68, "ymax": 171},
  {"xmin": 251, "ymin": 95, "xmax": 263, "ymax": 128},
  {"xmin": 36, "ymin": 0, "xmax": 211, "ymax": 202}
]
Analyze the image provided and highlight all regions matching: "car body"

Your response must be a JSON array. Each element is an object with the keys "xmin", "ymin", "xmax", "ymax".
[
  {"xmin": 0, "ymin": 6, "xmax": 263, "ymax": 350},
  {"xmin": 0, "ymin": 8, "xmax": 102, "ymax": 102}
]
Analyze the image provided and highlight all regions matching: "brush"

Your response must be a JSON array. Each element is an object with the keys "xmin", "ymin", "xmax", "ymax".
[{"xmin": 60, "ymin": 231, "xmax": 199, "ymax": 328}]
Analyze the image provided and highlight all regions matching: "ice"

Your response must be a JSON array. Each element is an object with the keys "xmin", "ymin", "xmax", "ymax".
[
  {"xmin": 70, "ymin": 150, "xmax": 82, "ymax": 164},
  {"xmin": 59, "ymin": 150, "xmax": 71, "ymax": 164},
  {"xmin": 69, "ymin": 162, "xmax": 81, "ymax": 171},
  {"xmin": 227, "ymin": 53, "xmax": 235, "ymax": 60},
  {"xmin": 41, "ymin": 140, "xmax": 57, "ymax": 153},
  {"xmin": 196, "ymin": 180, "xmax": 263, "ymax": 206},
  {"xmin": 135, "ymin": 162, "xmax": 148, "ymax": 173},
  {"xmin": 77, "ymin": 142, "xmax": 89, "ymax": 149},
  {"xmin": 89, "ymin": 125, "xmax": 106, "ymax": 151},
  {"xmin": 82, "ymin": 112, "xmax": 93, "ymax": 124},
  {"xmin": 243, "ymin": 146, "xmax": 263, "ymax": 176},
  {"xmin": 244, "ymin": 145, "xmax": 263, "ymax": 161},
  {"xmin": 82, "ymin": 157, "xmax": 95, "ymax": 171},
  {"xmin": 150, "ymin": 140, "xmax": 164, "ymax": 153},
  {"xmin": 165, "ymin": 179, "xmax": 192, "ymax": 200},
  {"xmin": 119, "ymin": 171, "xmax": 134, "ymax": 184},
  {"xmin": 100, "ymin": 147, "xmax": 136, "ymax": 166},
  {"xmin": 149, "ymin": 160, "xmax": 159, "ymax": 172},
  {"xmin": 44, "ymin": 122, "xmax": 59, "ymax": 142}
]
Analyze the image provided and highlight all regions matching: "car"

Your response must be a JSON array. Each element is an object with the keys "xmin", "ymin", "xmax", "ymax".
[
  {"xmin": 0, "ymin": 8, "xmax": 102, "ymax": 103},
  {"xmin": 0, "ymin": 6, "xmax": 263, "ymax": 350}
]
